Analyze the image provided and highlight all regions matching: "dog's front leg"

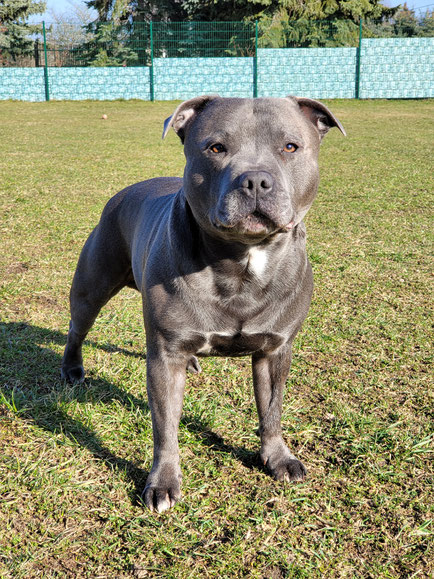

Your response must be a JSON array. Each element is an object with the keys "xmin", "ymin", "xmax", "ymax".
[
  {"xmin": 143, "ymin": 346, "xmax": 186, "ymax": 513},
  {"xmin": 252, "ymin": 346, "xmax": 307, "ymax": 482}
]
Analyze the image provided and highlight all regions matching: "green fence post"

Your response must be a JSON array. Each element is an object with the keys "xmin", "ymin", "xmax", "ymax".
[
  {"xmin": 150, "ymin": 21, "xmax": 154, "ymax": 102},
  {"xmin": 42, "ymin": 21, "xmax": 50, "ymax": 101},
  {"xmin": 355, "ymin": 18, "xmax": 363, "ymax": 99},
  {"xmin": 253, "ymin": 21, "xmax": 258, "ymax": 98}
]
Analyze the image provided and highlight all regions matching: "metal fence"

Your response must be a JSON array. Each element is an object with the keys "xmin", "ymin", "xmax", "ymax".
[
  {"xmin": 22, "ymin": 21, "xmax": 258, "ymax": 68},
  {"xmin": 1, "ymin": 18, "xmax": 433, "ymax": 101}
]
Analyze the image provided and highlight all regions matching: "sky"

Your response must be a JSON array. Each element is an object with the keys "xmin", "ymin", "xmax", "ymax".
[
  {"xmin": 35, "ymin": 0, "xmax": 96, "ymax": 22},
  {"xmin": 35, "ymin": 0, "xmax": 434, "ymax": 23}
]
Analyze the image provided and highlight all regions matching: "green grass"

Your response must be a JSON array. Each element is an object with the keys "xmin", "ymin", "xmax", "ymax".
[{"xmin": 0, "ymin": 98, "xmax": 433, "ymax": 578}]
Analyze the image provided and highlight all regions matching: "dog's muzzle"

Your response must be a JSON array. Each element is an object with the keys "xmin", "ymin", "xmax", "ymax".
[{"xmin": 213, "ymin": 170, "xmax": 294, "ymax": 236}]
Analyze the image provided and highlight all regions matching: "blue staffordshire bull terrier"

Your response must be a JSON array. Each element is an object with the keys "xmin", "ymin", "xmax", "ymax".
[{"xmin": 62, "ymin": 96, "xmax": 345, "ymax": 512}]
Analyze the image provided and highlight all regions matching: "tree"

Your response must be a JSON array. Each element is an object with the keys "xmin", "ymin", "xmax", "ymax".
[
  {"xmin": 0, "ymin": 0, "xmax": 46, "ymax": 63},
  {"xmin": 85, "ymin": 0, "xmax": 188, "ymax": 23},
  {"xmin": 84, "ymin": 0, "xmax": 399, "ymax": 25},
  {"xmin": 255, "ymin": 0, "xmax": 398, "ymax": 47},
  {"xmin": 45, "ymin": 1, "xmax": 95, "ymax": 66},
  {"xmin": 85, "ymin": 0, "xmax": 111, "ymax": 21},
  {"xmin": 392, "ymin": 3, "xmax": 419, "ymax": 37},
  {"xmin": 78, "ymin": 20, "xmax": 143, "ymax": 65},
  {"xmin": 87, "ymin": 0, "xmax": 394, "ymax": 23},
  {"xmin": 128, "ymin": 0, "xmax": 187, "ymax": 22},
  {"xmin": 80, "ymin": 1, "xmax": 146, "ymax": 65},
  {"xmin": 363, "ymin": 4, "xmax": 434, "ymax": 39},
  {"xmin": 180, "ymin": 0, "xmax": 397, "ymax": 22},
  {"xmin": 419, "ymin": 9, "xmax": 434, "ymax": 37},
  {"xmin": 46, "ymin": 1, "xmax": 95, "ymax": 50}
]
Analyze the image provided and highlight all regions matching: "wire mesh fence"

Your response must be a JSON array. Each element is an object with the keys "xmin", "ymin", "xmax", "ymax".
[
  {"xmin": 152, "ymin": 21, "xmax": 256, "ymax": 57},
  {"xmin": 0, "ymin": 17, "xmax": 433, "ymax": 100},
  {"xmin": 39, "ymin": 22, "xmax": 150, "ymax": 67},
  {"xmin": 3, "ymin": 21, "xmax": 258, "ymax": 67}
]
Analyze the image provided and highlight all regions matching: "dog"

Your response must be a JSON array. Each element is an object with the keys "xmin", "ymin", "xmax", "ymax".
[{"xmin": 61, "ymin": 95, "xmax": 345, "ymax": 512}]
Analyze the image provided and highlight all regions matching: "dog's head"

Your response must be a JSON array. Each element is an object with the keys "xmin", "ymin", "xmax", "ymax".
[{"xmin": 163, "ymin": 96, "xmax": 345, "ymax": 244}]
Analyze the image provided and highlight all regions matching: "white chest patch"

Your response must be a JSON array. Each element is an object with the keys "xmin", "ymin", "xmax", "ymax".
[{"xmin": 248, "ymin": 247, "xmax": 268, "ymax": 277}]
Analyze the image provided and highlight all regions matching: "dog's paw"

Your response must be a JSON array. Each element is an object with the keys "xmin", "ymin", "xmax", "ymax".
[
  {"xmin": 61, "ymin": 364, "xmax": 85, "ymax": 384},
  {"xmin": 261, "ymin": 443, "xmax": 307, "ymax": 482},
  {"xmin": 268, "ymin": 457, "xmax": 307, "ymax": 482},
  {"xmin": 143, "ymin": 465, "xmax": 182, "ymax": 513}
]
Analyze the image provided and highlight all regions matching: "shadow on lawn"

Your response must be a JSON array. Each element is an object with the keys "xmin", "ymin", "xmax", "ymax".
[
  {"xmin": 0, "ymin": 321, "xmax": 151, "ymax": 502},
  {"xmin": 0, "ymin": 321, "xmax": 261, "ymax": 503}
]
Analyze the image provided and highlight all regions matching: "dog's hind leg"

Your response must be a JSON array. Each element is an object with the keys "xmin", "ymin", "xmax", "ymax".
[{"xmin": 61, "ymin": 224, "xmax": 134, "ymax": 383}]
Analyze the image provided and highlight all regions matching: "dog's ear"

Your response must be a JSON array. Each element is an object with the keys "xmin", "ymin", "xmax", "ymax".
[
  {"xmin": 162, "ymin": 95, "xmax": 220, "ymax": 142},
  {"xmin": 290, "ymin": 96, "xmax": 346, "ymax": 139}
]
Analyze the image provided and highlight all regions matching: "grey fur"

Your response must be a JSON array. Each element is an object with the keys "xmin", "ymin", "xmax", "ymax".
[{"xmin": 61, "ymin": 96, "xmax": 345, "ymax": 513}]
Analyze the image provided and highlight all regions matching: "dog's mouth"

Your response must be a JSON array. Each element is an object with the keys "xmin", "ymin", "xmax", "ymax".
[
  {"xmin": 238, "ymin": 211, "xmax": 276, "ymax": 234},
  {"xmin": 214, "ymin": 210, "xmax": 293, "ymax": 237},
  {"xmin": 214, "ymin": 210, "xmax": 275, "ymax": 236}
]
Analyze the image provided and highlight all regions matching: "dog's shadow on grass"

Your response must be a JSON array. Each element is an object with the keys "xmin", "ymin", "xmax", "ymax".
[
  {"xmin": 180, "ymin": 414, "xmax": 261, "ymax": 472},
  {"xmin": 0, "ymin": 321, "xmax": 151, "ymax": 503},
  {"xmin": 0, "ymin": 321, "xmax": 261, "ymax": 504}
]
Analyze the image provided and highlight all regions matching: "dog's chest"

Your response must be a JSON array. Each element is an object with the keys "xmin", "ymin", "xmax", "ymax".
[{"xmin": 196, "ymin": 331, "xmax": 285, "ymax": 357}]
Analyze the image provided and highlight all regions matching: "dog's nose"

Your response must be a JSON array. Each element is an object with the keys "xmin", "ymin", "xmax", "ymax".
[{"xmin": 238, "ymin": 171, "xmax": 274, "ymax": 197}]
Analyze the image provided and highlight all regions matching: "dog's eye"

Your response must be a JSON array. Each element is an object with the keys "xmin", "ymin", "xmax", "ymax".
[
  {"xmin": 283, "ymin": 143, "xmax": 298, "ymax": 153},
  {"xmin": 209, "ymin": 143, "xmax": 226, "ymax": 154}
]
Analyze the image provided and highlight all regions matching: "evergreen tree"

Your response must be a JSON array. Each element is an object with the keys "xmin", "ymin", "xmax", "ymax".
[
  {"xmin": 87, "ymin": 0, "xmax": 396, "ymax": 24},
  {"xmin": 392, "ymin": 3, "xmax": 420, "ymax": 37},
  {"xmin": 79, "ymin": 20, "xmax": 140, "ymax": 65},
  {"xmin": 0, "ymin": 0, "xmax": 46, "ymax": 62},
  {"xmin": 85, "ymin": 0, "xmax": 187, "ymax": 23},
  {"xmin": 419, "ymin": 9, "xmax": 434, "ymax": 37},
  {"xmin": 364, "ymin": 5, "xmax": 433, "ymax": 39},
  {"xmin": 175, "ymin": 0, "xmax": 396, "ymax": 22}
]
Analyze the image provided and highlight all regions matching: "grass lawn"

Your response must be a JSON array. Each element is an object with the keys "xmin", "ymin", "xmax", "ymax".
[{"xmin": 0, "ymin": 98, "xmax": 432, "ymax": 578}]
